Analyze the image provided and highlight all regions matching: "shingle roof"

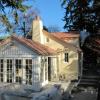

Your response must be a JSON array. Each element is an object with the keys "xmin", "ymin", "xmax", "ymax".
[
  {"xmin": 43, "ymin": 30, "xmax": 82, "ymax": 52},
  {"xmin": 0, "ymin": 35, "xmax": 56, "ymax": 55},
  {"xmin": 52, "ymin": 32, "xmax": 79, "ymax": 42},
  {"xmin": 52, "ymin": 32, "xmax": 79, "ymax": 40}
]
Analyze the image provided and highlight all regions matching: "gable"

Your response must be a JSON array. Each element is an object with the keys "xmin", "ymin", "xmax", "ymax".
[
  {"xmin": 45, "ymin": 36, "xmax": 64, "ymax": 50},
  {"xmin": 0, "ymin": 40, "xmax": 38, "ymax": 58}
]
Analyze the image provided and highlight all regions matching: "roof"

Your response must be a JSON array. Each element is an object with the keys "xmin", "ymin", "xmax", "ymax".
[
  {"xmin": 52, "ymin": 32, "xmax": 79, "ymax": 42},
  {"xmin": 43, "ymin": 30, "xmax": 82, "ymax": 52},
  {"xmin": 0, "ymin": 35, "xmax": 56, "ymax": 55},
  {"xmin": 52, "ymin": 32, "xmax": 79, "ymax": 40}
]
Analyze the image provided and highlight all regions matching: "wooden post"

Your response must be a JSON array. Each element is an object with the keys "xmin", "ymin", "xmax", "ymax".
[{"xmin": 13, "ymin": 58, "xmax": 16, "ymax": 83}]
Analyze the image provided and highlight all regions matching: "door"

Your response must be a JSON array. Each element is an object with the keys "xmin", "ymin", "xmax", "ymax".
[
  {"xmin": 48, "ymin": 57, "xmax": 58, "ymax": 81},
  {"xmin": 15, "ymin": 59, "xmax": 22, "ymax": 84}
]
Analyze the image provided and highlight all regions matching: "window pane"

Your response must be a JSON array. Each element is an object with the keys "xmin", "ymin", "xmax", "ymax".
[
  {"xmin": 26, "ymin": 60, "xmax": 28, "ymax": 64},
  {"xmin": 1, "ymin": 64, "xmax": 3, "ymax": 68},
  {"xmin": 0, "ymin": 59, "xmax": 3, "ymax": 82},
  {"xmin": 19, "ymin": 60, "xmax": 21, "ymax": 64},
  {"xmin": 7, "ymin": 60, "xmax": 9, "ymax": 63},
  {"xmin": 29, "ymin": 60, "xmax": 32, "ymax": 64},
  {"xmin": 10, "ymin": 60, "xmax": 12, "ymax": 64},
  {"xmin": 26, "ymin": 59, "xmax": 32, "ymax": 85},
  {"xmin": 16, "ymin": 60, "xmax": 18, "ymax": 64},
  {"xmin": 15, "ymin": 59, "xmax": 22, "ymax": 84},
  {"xmin": 1, "ymin": 60, "xmax": 3, "ymax": 63},
  {"xmin": 1, "ymin": 69, "xmax": 3, "ymax": 72},
  {"xmin": 7, "ymin": 59, "xmax": 13, "ymax": 83},
  {"xmin": 64, "ymin": 53, "xmax": 69, "ymax": 62}
]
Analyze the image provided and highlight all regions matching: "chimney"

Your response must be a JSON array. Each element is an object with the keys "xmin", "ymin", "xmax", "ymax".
[{"xmin": 32, "ymin": 16, "xmax": 44, "ymax": 44}]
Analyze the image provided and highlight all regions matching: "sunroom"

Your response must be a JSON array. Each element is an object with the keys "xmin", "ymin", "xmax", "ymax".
[{"xmin": 0, "ymin": 36, "xmax": 57, "ymax": 90}]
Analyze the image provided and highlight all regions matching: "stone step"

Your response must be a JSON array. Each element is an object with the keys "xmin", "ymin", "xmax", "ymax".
[
  {"xmin": 78, "ymin": 82, "xmax": 98, "ymax": 88},
  {"xmin": 80, "ymin": 79, "xmax": 98, "ymax": 83},
  {"xmin": 77, "ymin": 75, "xmax": 100, "ymax": 88},
  {"xmin": 79, "ymin": 75, "xmax": 100, "ymax": 80}
]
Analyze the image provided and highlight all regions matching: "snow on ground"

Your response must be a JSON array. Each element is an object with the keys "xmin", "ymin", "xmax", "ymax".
[
  {"xmin": 0, "ymin": 81, "xmax": 71, "ymax": 100},
  {"xmin": 32, "ymin": 85, "xmax": 62, "ymax": 100},
  {"xmin": 31, "ymin": 81, "xmax": 71, "ymax": 100}
]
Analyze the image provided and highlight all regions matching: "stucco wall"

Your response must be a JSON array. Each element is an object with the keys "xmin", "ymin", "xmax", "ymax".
[
  {"xmin": 58, "ymin": 50, "xmax": 78, "ymax": 80},
  {"xmin": 44, "ymin": 37, "xmax": 79, "ymax": 80},
  {"xmin": 64, "ymin": 38, "xmax": 80, "ymax": 47},
  {"xmin": 45, "ymin": 36, "xmax": 64, "ymax": 50}
]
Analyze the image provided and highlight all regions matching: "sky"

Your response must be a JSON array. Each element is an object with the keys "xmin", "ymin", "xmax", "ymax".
[
  {"xmin": 26, "ymin": 0, "xmax": 65, "ymax": 32},
  {"xmin": 0, "ymin": 0, "xmax": 65, "ymax": 37}
]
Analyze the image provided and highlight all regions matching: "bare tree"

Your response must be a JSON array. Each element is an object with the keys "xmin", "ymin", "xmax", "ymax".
[
  {"xmin": 0, "ymin": 0, "xmax": 30, "ymax": 32},
  {"xmin": 13, "ymin": 8, "xmax": 39, "ymax": 37}
]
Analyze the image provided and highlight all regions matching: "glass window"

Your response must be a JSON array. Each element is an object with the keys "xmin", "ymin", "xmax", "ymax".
[
  {"xmin": 0, "ymin": 59, "xmax": 4, "ymax": 82},
  {"xmin": 64, "ymin": 53, "xmax": 69, "ymax": 62},
  {"xmin": 26, "ymin": 59, "xmax": 32, "ymax": 85},
  {"xmin": 46, "ymin": 38, "xmax": 49, "ymax": 42},
  {"xmin": 15, "ymin": 59, "xmax": 22, "ymax": 83},
  {"xmin": 7, "ymin": 59, "xmax": 13, "ymax": 83}
]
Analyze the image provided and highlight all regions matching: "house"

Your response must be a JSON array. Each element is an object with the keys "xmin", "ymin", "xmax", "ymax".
[{"xmin": 0, "ymin": 16, "xmax": 82, "ymax": 90}]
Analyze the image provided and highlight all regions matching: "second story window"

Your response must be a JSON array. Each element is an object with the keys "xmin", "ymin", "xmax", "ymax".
[
  {"xmin": 64, "ymin": 53, "xmax": 69, "ymax": 62},
  {"xmin": 46, "ymin": 38, "xmax": 49, "ymax": 42}
]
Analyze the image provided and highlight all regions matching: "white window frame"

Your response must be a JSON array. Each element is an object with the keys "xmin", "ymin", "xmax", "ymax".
[{"xmin": 0, "ymin": 57, "xmax": 34, "ymax": 85}]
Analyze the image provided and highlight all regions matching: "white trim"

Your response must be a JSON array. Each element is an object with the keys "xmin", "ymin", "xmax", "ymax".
[
  {"xmin": 13, "ymin": 58, "xmax": 16, "ymax": 83},
  {"xmin": 3, "ymin": 58, "xmax": 6, "ymax": 82},
  {"xmin": 22, "ymin": 58, "xmax": 26, "ymax": 84},
  {"xmin": 38, "ymin": 57, "xmax": 41, "ymax": 84}
]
